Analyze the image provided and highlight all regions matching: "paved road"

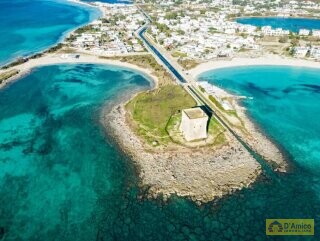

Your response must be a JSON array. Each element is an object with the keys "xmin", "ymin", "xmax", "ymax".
[
  {"xmin": 136, "ymin": 21, "xmax": 277, "ymax": 178},
  {"xmin": 138, "ymin": 27, "xmax": 187, "ymax": 84}
]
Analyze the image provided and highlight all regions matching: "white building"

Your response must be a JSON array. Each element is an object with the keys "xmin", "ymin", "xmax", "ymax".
[
  {"xmin": 261, "ymin": 26, "xmax": 289, "ymax": 36},
  {"xmin": 294, "ymin": 46, "xmax": 309, "ymax": 57},
  {"xmin": 312, "ymin": 30, "xmax": 320, "ymax": 37},
  {"xmin": 310, "ymin": 46, "xmax": 320, "ymax": 60},
  {"xmin": 299, "ymin": 29, "xmax": 310, "ymax": 36},
  {"xmin": 180, "ymin": 107, "xmax": 209, "ymax": 141}
]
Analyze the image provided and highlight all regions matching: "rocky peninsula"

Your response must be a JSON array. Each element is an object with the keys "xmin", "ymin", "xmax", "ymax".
[
  {"xmin": 0, "ymin": 47, "xmax": 290, "ymax": 204},
  {"xmin": 104, "ymin": 103, "xmax": 262, "ymax": 203},
  {"xmin": 102, "ymin": 71, "xmax": 288, "ymax": 203}
]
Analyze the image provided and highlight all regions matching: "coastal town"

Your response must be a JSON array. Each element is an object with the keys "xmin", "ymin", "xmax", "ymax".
[
  {"xmin": 2, "ymin": 0, "xmax": 320, "ymax": 239},
  {"xmin": 1, "ymin": 0, "xmax": 320, "ymax": 203},
  {"xmin": 66, "ymin": 3, "xmax": 146, "ymax": 55},
  {"xmin": 61, "ymin": 0, "xmax": 320, "ymax": 69}
]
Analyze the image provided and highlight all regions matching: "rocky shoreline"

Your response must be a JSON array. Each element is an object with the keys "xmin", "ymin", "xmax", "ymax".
[
  {"xmin": 198, "ymin": 81, "xmax": 288, "ymax": 172},
  {"xmin": 103, "ymin": 103, "xmax": 263, "ymax": 203},
  {"xmin": 232, "ymin": 100, "xmax": 288, "ymax": 172}
]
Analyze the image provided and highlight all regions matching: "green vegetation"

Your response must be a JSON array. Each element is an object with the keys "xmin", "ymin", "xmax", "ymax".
[
  {"xmin": 0, "ymin": 69, "xmax": 19, "ymax": 84},
  {"xmin": 171, "ymin": 51, "xmax": 187, "ymax": 58},
  {"xmin": 1, "ymin": 58, "xmax": 27, "ymax": 70},
  {"xmin": 126, "ymin": 85, "xmax": 196, "ymax": 145},
  {"xmin": 65, "ymin": 34, "xmax": 77, "ymax": 42},
  {"xmin": 74, "ymin": 25, "xmax": 96, "ymax": 34},
  {"xmin": 45, "ymin": 43, "xmax": 64, "ymax": 53},
  {"xmin": 177, "ymin": 58, "xmax": 199, "ymax": 70},
  {"xmin": 166, "ymin": 111, "xmax": 227, "ymax": 147},
  {"xmin": 199, "ymin": 86, "xmax": 205, "ymax": 93},
  {"xmin": 209, "ymin": 27, "xmax": 218, "ymax": 34},
  {"xmin": 1, "ymin": 43, "xmax": 65, "ymax": 70},
  {"xmin": 154, "ymin": 23, "xmax": 171, "ymax": 37},
  {"xmin": 101, "ymin": 54, "xmax": 173, "ymax": 86},
  {"xmin": 208, "ymin": 117, "xmax": 227, "ymax": 146},
  {"xmin": 176, "ymin": 29, "xmax": 185, "ymax": 35},
  {"xmin": 209, "ymin": 95, "xmax": 224, "ymax": 110},
  {"xmin": 164, "ymin": 11, "xmax": 178, "ymax": 20}
]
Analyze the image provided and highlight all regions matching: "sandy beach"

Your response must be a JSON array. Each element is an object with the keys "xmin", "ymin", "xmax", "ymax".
[
  {"xmin": 2, "ymin": 30, "xmax": 313, "ymax": 202},
  {"xmin": 0, "ymin": 51, "xmax": 293, "ymax": 203},
  {"xmin": 189, "ymin": 54, "xmax": 320, "ymax": 78},
  {"xmin": 0, "ymin": 53, "xmax": 159, "ymax": 90}
]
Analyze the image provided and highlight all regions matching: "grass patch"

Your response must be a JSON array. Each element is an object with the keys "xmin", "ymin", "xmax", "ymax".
[
  {"xmin": 177, "ymin": 58, "xmax": 199, "ymax": 70},
  {"xmin": 74, "ymin": 25, "xmax": 96, "ymax": 34},
  {"xmin": 199, "ymin": 86, "xmax": 205, "ymax": 93},
  {"xmin": 126, "ymin": 85, "xmax": 196, "ymax": 145},
  {"xmin": 209, "ymin": 95, "xmax": 224, "ymax": 110},
  {"xmin": 101, "ymin": 54, "xmax": 174, "ymax": 86},
  {"xmin": 208, "ymin": 117, "xmax": 227, "ymax": 146},
  {"xmin": 171, "ymin": 51, "xmax": 188, "ymax": 58},
  {"xmin": 0, "ymin": 69, "xmax": 19, "ymax": 84},
  {"xmin": 166, "ymin": 111, "xmax": 227, "ymax": 147}
]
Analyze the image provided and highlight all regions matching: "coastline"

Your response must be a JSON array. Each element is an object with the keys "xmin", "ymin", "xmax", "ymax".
[
  {"xmin": 1, "ymin": 5, "xmax": 316, "ymax": 202},
  {"xmin": 0, "ymin": 0, "xmax": 101, "ymax": 68},
  {"xmin": 188, "ymin": 55, "xmax": 320, "ymax": 172},
  {"xmin": 103, "ymin": 103, "xmax": 262, "ymax": 204},
  {"xmin": 0, "ymin": 52, "xmax": 300, "ymax": 203},
  {"xmin": 189, "ymin": 55, "xmax": 320, "ymax": 78},
  {"xmin": 58, "ymin": 0, "xmax": 103, "ymax": 43},
  {"xmin": 234, "ymin": 16, "xmax": 320, "ymax": 20},
  {"xmin": 0, "ymin": 53, "xmax": 159, "ymax": 90},
  {"xmin": 1, "ymin": 48, "xmax": 305, "ymax": 202}
]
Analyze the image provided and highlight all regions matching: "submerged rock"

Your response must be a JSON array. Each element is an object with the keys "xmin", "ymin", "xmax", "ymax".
[{"xmin": 105, "ymin": 104, "xmax": 263, "ymax": 203}]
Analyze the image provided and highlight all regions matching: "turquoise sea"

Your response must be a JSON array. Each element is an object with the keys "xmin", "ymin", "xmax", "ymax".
[
  {"xmin": 82, "ymin": 0, "xmax": 132, "ymax": 3},
  {"xmin": 1, "ymin": 63, "xmax": 320, "ymax": 240},
  {"xmin": 0, "ymin": 0, "xmax": 100, "ymax": 66},
  {"xmin": 199, "ymin": 66, "xmax": 320, "ymax": 173},
  {"xmin": 236, "ymin": 17, "xmax": 320, "ymax": 32}
]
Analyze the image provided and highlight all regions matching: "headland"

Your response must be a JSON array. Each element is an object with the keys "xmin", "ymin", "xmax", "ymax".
[{"xmin": 3, "ymin": 1, "xmax": 318, "ymax": 203}]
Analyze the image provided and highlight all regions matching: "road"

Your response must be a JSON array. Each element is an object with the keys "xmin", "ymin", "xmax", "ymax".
[
  {"xmin": 138, "ymin": 27, "xmax": 187, "ymax": 84},
  {"xmin": 135, "ymin": 11, "xmax": 278, "ymax": 178}
]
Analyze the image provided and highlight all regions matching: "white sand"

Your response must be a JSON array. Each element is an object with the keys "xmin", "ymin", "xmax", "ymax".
[
  {"xmin": 189, "ymin": 54, "xmax": 320, "ymax": 78},
  {"xmin": 0, "ymin": 53, "xmax": 159, "ymax": 89}
]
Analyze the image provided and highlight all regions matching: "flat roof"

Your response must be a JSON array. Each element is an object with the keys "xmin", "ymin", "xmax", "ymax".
[{"xmin": 183, "ymin": 107, "xmax": 207, "ymax": 119}]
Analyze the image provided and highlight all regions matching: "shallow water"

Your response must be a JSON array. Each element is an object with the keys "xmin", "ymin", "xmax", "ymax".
[
  {"xmin": 199, "ymin": 66, "xmax": 320, "ymax": 173},
  {"xmin": 0, "ymin": 64, "xmax": 320, "ymax": 240},
  {"xmin": 0, "ymin": 0, "xmax": 99, "ymax": 65},
  {"xmin": 82, "ymin": 0, "xmax": 132, "ymax": 3},
  {"xmin": 236, "ymin": 17, "xmax": 320, "ymax": 32}
]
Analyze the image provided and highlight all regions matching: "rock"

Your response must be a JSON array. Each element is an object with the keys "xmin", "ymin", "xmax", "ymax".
[{"xmin": 104, "ymin": 104, "xmax": 265, "ymax": 204}]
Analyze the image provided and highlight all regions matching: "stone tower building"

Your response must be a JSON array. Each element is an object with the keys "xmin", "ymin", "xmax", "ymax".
[{"xmin": 180, "ymin": 107, "xmax": 209, "ymax": 141}]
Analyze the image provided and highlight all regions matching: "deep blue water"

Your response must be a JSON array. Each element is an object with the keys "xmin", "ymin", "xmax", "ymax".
[
  {"xmin": 1, "ymin": 64, "xmax": 320, "ymax": 240},
  {"xmin": 0, "ymin": 0, "xmax": 100, "ymax": 66},
  {"xmin": 237, "ymin": 17, "xmax": 320, "ymax": 32}
]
